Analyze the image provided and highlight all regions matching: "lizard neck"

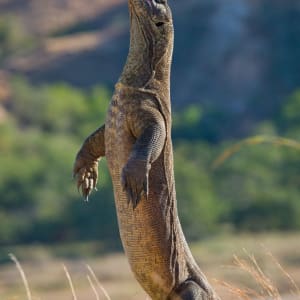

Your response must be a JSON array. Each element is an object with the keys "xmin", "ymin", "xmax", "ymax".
[{"xmin": 119, "ymin": 11, "xmax": 174, "ymax": 93}]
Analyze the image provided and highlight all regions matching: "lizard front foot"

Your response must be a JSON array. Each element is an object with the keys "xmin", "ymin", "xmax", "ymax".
[
  {"xmin": 73, "ymin": 154, "xmax": 99, "ymax": 201},
  {"xmin": 121, "ymin": 159, "xmax": 150, "ymax": 209}
]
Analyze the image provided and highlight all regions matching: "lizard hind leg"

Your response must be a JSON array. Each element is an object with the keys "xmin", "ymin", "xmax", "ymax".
[{"xmin": 168, "ymin": 280, "xmax": 209, "ymax": 300}]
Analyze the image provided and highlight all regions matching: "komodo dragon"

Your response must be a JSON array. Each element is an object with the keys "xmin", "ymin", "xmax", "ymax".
[{"xmin": 73, "ymin": 0, "xmax": 220, "ymax": 299}]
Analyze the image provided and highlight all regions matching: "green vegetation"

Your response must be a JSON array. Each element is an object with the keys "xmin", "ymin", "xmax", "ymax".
[
  {"xmin": 0, "ymin": 16, "xmax": 35, "ymax": 62},
  {"xmin": 0, "ymin": 77, "xmax": 299, "ymax": 245}
]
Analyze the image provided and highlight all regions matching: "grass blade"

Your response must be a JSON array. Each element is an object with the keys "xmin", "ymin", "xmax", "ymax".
[
  {"xmin": 86, "ymin": 264, "xmax": 111, "ymax": 300},
  {"xmin": 63, "ymin": 264, "xmax": 78, "ymax": 300},
  {"xmin": 9, "ymin": 253, "xmax": 32, "ymax": 300},
  {"xmin": 212, "ymin": 135, "xmax": 300, "ymax": 169},
  {"xmin": 87, "ymin": 275, "xmax": 100, "ymax": 300},
  {"xmin": 265, "ymin": 248, "xmax": 300, "ymax": 296}
]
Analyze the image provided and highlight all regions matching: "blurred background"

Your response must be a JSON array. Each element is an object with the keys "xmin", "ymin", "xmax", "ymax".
[{"xmin": 0, "ymin": 0, "xmax": 299, "ymax": 299}]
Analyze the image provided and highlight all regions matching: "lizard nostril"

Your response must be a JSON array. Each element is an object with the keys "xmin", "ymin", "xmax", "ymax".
[{"xmin": 155, "ymin": 22, "xmax": 164, "ymax": 27}]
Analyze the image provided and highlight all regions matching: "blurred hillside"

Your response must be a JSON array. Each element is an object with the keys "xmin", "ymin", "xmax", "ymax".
[
  {"xmin": 1, "ymin": 0, "xmax": 300, "ymax": 138},
  {"xmin": 0, "ymin": 0, "xmax": 299, "ymax": 245}
]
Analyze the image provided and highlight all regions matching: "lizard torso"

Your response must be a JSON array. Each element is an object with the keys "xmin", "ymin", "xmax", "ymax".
[
  {"xmin": 105, "ymin": 82, "xmax": 214, "ymax": 298},
  {"xmin": 105, "ymin": 84, "xmax": 186, "ymax": 297}
]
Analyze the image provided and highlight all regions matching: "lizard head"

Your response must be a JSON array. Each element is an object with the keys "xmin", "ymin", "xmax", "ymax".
[
  {"xmin": 128, "ymin": 0, "xmax": 173, "ymax": 32},
  {"xmin": 123, "ymin": 0, "xmax": 174, "ymax": 86}
]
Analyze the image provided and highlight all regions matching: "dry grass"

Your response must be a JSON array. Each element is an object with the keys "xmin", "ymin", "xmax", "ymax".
[
  {"xmin": 9, "ymin": 253, "xmax": 33, "ymax": 300},
  {"xmin": 2, "ymin": 233, "xmax": 300, "ymax": 300},
  {"xmin": 87, "ymin": 275, "xmax": 100, "ymax": 300},
  {"xmin": 212, "ymin": 135, "xmax": 300, "ymax": 169},
  {"xmin": 216, "ymin": 249, "xmax": 300, "ymax": 300},
  {"xmin": 9, "ymin": 255, "xmax": 117, "ymax": 300},
  {"xmin": 86, "ymin": 264, "xmax": 111, "ymax": 300},
  {"xmin": 8, "ymin": 252, "xmax": 300, "ymax": 300},
  {"xmin": 63, "ymin": 264, "xmax": 78, "ymax": 300}
]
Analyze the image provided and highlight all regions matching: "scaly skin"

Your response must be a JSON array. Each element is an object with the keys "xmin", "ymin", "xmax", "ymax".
[{"xmin": 73, "ymin": 1, "xmax": 220, "ymax": 299}]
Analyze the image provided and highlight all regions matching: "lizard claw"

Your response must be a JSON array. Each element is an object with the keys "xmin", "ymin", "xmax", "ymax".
[
  {"xmin": 121, "ymin": 159, "xmax": 150, "ymax": 209},
  {"xmin": 73, "ymin": 155, "xmax": 99, "ymax": 201}
]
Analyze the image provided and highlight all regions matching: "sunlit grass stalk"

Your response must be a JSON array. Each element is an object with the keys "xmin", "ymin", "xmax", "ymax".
[
  {"xmin": 86, "ymin": 264, "xmax": 111, "ymax": 300},
  {"xmin": 87, "ymin": 275, "xmax": 100, "ymax": 300},
  {"xmin": 233, "ymin": 250, "xmax": 280, "ymax": 300},
  {"xmin": 217, "ymin": 248, "xmax": 300, "ymax": 300},
  {"xmin": 265, "ymin": 249, "xmax": 300, "ymax": 296},
  {"xmin": 216, "ymin": 279, "xmax": 259, "ymax": 300},
  {"xmin": 212, "ymin": 135, "xmax": 300, "ymax": 169},
  {"xmin": 9, "ymin": 253, "xmax": 33, "ymax": 300},
  {"xmin": 63, "ymin": 264, "xmax": 78, "ymax": 300}
]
